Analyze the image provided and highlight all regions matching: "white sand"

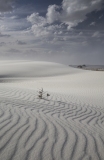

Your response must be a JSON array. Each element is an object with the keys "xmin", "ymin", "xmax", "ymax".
[{"xmin": 0, "ymin": 61, "xmax": 104, "ymax": 160}]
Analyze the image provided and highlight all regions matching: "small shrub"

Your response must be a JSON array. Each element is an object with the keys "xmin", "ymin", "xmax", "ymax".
[
  {"xmin": 38, "ymin": 88, "xmax": 50, "ymax": 100},
  {"xmin": 38, "ymin": 88, "xmax": 43, "ymax": 99}
]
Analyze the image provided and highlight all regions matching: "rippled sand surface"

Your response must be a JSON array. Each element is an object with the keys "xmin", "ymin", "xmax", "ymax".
[{"xmin": 0, "ymin": 61, "xmax": 104, "ymax": 160}]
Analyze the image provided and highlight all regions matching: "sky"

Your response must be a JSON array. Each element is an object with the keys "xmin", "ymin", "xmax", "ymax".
[{"xmin": 0, "ymin": 0, "xmax": 104, "ymax": 65}]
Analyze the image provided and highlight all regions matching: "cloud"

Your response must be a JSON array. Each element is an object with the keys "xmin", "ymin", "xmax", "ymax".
[
  {"xmin": 0, "ymin": 0, "xmax": 13, "ymax": 12},
  {"xmin": 0, "ymin": 42, "xmax": 6, "ymax": 46},
  {"xmin": 99, "ymin": 14, "xmax": 103, "ymax": 19},
  {"xmin": 8, "ymin": 48, "xmax": 20, "ymax": 53},
  {"xmin": 32, "ymin": 24, "xmax": 64, "ymax": 38},
  {"xmin": 46, "ymin": 5, "xmax": 61, "ymax": 24},
  {"xmin": 79, "ymin": 32, "xmax": 83, "ymax": 35},
  {"xmin": 0, "ymin": 25, "xmax": 7, "ymax": 32},
  {"xmin": 27, "ymin": 13, "xmax": 47, "ymax": 26},
  {"xmin": 46, "ymin": 0, "xmax": 103, "ymax": 29},
  {"xmin": 82, "ymin": 41, "xmax": 88, "ymax": 46},
  {"xmin": 27, "ymin": 13, "xmax": 49, "ymax": 37},
  {"xmin": 92, "ymin": 31, "xmax": 100, "ymax": 37},
  {"xmin": 0, "ymin": 0, "xmax": 103, "ymax": 65},
  {"xmin": 27, "ymin": 13, "xmax": 64, "ymax": 38},
  {"xmin": 10, "ymin": 16, "xmax": 18, "ymax": 19},
  {"xmin": 16, "ymin": 40, "xmax": 26, "ymax": 45},
  {"xmin": 0, "ymin": 32, "xmax": 10, "ymax": 37},
  {"xmin": 90, "ymin": 22, "xmax": 96, "ymax": 26},
  {"xmin": 27, "ymin": 0, "xmax": 104, "ymax": 39}
]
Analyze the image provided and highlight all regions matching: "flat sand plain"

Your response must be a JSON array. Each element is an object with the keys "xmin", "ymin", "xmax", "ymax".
[{"xmin": 0, "ymin": 61, "xmax": 104, "ymax": 160}]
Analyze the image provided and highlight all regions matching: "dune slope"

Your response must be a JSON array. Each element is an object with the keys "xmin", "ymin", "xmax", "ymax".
[{"xmin": 0, "ymin": 61, "xmax": 104, "ymax": 160}]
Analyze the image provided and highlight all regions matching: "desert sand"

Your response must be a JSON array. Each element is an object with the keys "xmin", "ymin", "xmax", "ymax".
[{"xmin": 0, "ymin": 61, "xmax": 104, "ymax": 160}]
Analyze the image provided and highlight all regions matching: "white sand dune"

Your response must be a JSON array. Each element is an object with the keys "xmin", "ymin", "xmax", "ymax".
[{"xmin": 0, "ymin": 61, "xmax": 104, "ymax": 160}]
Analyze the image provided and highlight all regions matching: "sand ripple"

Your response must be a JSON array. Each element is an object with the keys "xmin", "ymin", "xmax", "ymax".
[
  {"xmin": 0, "ymin": 61, "xmax": 104, "ymax": 160},
  {"xmin": 0, "ymin": 87, "xmax": 104, "ymax": 160}
]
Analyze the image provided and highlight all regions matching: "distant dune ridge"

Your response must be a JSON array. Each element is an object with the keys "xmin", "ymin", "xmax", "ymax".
[{"xmin": 0, "ymin": 61, "xmax": 104, "ymax": 160}]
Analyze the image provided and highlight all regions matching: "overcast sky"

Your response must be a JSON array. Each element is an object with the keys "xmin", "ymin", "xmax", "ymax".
[{"xmin": 0, "ymin": 0, "xmax": 104, "ymax": 65}]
